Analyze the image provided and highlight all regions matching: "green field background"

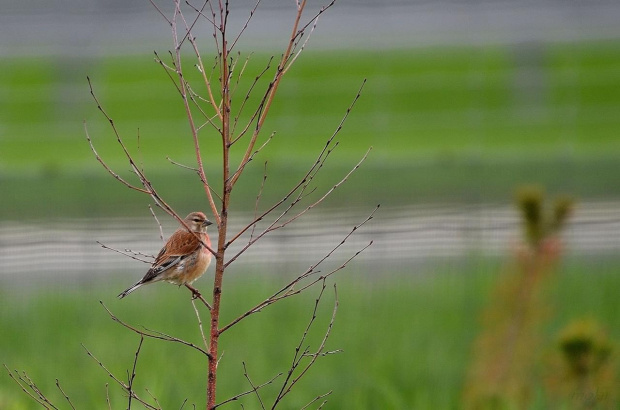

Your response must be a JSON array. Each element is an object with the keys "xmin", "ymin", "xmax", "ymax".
[
  {"xmin": 2, "ymin": 38, "xmax": 620, "ymax": 409},
  {"xmin": 2, "ymin": 260, "xmax": 620, "ymax": 409},
  {"xmin": 2, "ymin": 42, "xmax": 620, "ymax": 218}
]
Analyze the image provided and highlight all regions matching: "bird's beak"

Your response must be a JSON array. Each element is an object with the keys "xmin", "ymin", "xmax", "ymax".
[{"xmin": 203, "ymin": 219, "xmax": 213, "ymax": 227}]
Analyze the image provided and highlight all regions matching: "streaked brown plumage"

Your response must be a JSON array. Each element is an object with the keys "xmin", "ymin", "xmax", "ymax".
[{"xmin": 118, "ymin": 212, "xmax": 213, "ymax": 298}]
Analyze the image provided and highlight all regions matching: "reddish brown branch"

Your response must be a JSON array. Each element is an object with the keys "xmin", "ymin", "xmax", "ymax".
[
  {"xmin": 283, "ymin": 1, "xmax": 337, "ymax": 74},
  {"xmin": 230, "ymin": 0, "xmax": 310, "ymax": 188},
  {"xmin": 169, "ymin": 2, "xmax": 222, "ymax": 226}
]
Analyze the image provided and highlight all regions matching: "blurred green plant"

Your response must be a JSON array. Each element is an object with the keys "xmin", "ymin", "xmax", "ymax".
[
  {"xmin": 545, "ymin": 318, "xmax": 617, "ymax": 409},
  {"xmin": 463, "ymin": 186, "xmax": 573, "ymax": 409},
  {"xmin": 516, "ymin": 185, "xmax": 574, "ymax": 247}
]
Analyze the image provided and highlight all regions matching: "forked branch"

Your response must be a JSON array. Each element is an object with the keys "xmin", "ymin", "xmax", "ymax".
[
  {"xmin": 213, "ymin": 364, "xmax": 282, "ymax": 408},
  {"xmin": 82, "ymin": 344, "xmax": 161, "ymax": 410},
  {"xmin": 271, "ymin": 281, "xmax": 340, "ymax": 408},
  {"xmin": 225, "ymin": 79, "xmax": 368, "ymax": 253},
  {"xmin": 4, "ymin": 364, "xmax": 59, "ymax": 409},
  {"xmin": 220, "ymin": 206, "xmax": 377, "ymax": 334},
  {"xmin": 85, "ymin": 78, "xmax": 216, "ymax": 255},
  {"xmin": 230, "ymin": 0, "xmax": 337, "ymax": 188}
]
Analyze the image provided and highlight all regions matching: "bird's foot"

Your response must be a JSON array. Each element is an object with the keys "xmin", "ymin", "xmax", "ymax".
[
  {"xmin": 185, "ymin": 284, "xmax": 201, "ymax": 299},
  {"xmin": 184, "ymin": 284, "xmax": 212, "ymax": 310}
]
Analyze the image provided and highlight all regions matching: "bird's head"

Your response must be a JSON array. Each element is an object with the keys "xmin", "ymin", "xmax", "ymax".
[{"xmin": 185, "ymin": 212, "xmax": 213, "ymax": 233}]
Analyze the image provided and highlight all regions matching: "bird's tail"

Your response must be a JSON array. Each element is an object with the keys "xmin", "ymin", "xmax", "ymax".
[{"xmin": 118, "ymin": 281, "xmax": 144, "ymax": 299}]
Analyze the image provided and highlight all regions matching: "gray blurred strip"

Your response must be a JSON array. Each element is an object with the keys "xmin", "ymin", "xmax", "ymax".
[{"xmin": 1, "ymin": 202, "xmax": 618, "ymax": 279}]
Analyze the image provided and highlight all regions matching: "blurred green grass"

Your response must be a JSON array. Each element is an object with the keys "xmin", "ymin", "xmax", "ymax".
[
  {"xmin": 1, "ymin": 258, "xmax": 619, "ymax": 409},
  {"xmin": 3, "ymin": 42, "xmax": 620, "ymax": 167},
  {"xmin": 2, "ymin": 39, "xmax": 619, "ymax": 410},
  {"xmin": 2, "ymin": 41, "xmax": 620, "ymax": 218}
]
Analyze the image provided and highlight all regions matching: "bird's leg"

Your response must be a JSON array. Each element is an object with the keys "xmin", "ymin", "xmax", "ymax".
[{"xmin": 185, "ymin": 284, "xmax": 212, "ymax": 310}]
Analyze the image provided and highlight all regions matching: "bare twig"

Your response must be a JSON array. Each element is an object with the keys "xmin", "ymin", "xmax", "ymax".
[
  {"xmin": 153, "ymin": 51, "xmax": 185, "ymax": 96},
  {"xmin": 127, "ymin": 336, "xmax": 145, "ymax": 410},
  {"xmin": 170, "ymin": 2, "xmax": 222, "ymax": 225},
  {"xmin": 83, "ymin": 344, "xmax": 162, "ymax": 410},
  {"xmin": 225, "ymin": 79, "xmax": 367, "ymax": 252},
  {"xmin": 220, "ymin": 206, "xmax": 376, "ymax": 334},
  {"xmin": 177, "ymin": 0, "xmax": 209, "ymax": 49},
  {"xmin": 145, "ymin": 388, "xmax": 163, "ymax": 409},
  {"xmin": 165, "ymin": 156, "xmax": 224, "ymax": 204},
  {"xmin": 282, "ymin": 5, "xmax": 330, "ymax": 75},
  {"xmin": 82, "ymin": 345, "xmax": 128, "ymax": 389},
  {"xmin": 105, "ymin": 383, "xmax": 112, "ymax": 410},
  {"xmin": 185, "ymin": 283, "xmax": 213, "ymax": 310},
  {"xmin": 191, "ymin": 299, "xmax": 210, "ymax": 351},
  {"xmin": 300, "ymin": 391, "xmax": 332, "ymax": 410},
  {"xmin": 87, "ymin": 76, "xmax": 216, "ymax": 255},
  {"xmin": 230, "ymin": 0, "xmax": 310, "ymax": 188},
  {"xmin": 148, "ymin": 205, "xmax": 166, "ymax": 242},
  {"xmin": 84, "ymin": 121, "xmax": 149, "ymax": 195},
  {"xmin": 225, "ymin": 165, "xmax": 376, "ymax": 267},
  {"xmin": 242, "ymin": 362, "xmax": 267, "ymax": 410},
  {"xmin": 228, "ymin": 130, "xmax": 275, "ymax": 186},
  {"xmin": 185, "ymin": 0, "xmax": 218, "ymax": 32},
  {"xmin": 229, "ymin": 52, "xmax": 250, "ymax": 100},
  {"xmin": 148, "ymin": 0, "xmax": 173, "ymax": 25},
  {"xmin": 4, "ymin": 365, "xmax": 56, "ymax": 408},
  {"xmin": 250, "ymin": 161, "xmax": 269, "ymax": 242},
  {"xmin": 264, "ymin": 147, "xmax": 372, "ymax": 234},
  {"xmin": 230, "ymin": 56, "xmax": 274, "ymax": 143},
  {"xmin": 166, "ymin": 156, "xmax": 199, "ymax": 172},
  {"xmin": 228, "ymin": 0, "xmax": 262, "ymax": 52},
  {"xmin": 271, "ymin": 281, "xmax": 340, "ymax": 408},
  {"xmin": 56, "ymin": 379, "xmax": 76, "ymax": 410},
  {"xmin": 100, "ymin": 302, "xmax": 212, "ymax": 359},
  {"xmin": 213, "ymin": 367, "xmax": 282, "ymax": 408},
  {"xmin": 96, "ymin": 241, "xmax": 154, "ymax": 264}
]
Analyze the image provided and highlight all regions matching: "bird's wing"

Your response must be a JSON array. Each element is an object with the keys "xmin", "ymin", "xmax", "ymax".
[
  {"xmin": 160, "ymin": 229, "xmax": 203, "ymax": 259},
  {"xmin": 140, "ymin": 230, "xmax": 202, "ymax": 283}
]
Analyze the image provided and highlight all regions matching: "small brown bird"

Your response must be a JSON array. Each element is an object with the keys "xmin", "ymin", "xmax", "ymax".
[{"xmin": 118, "ymin": 212, "xmax": 213, "ymax": 299}]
